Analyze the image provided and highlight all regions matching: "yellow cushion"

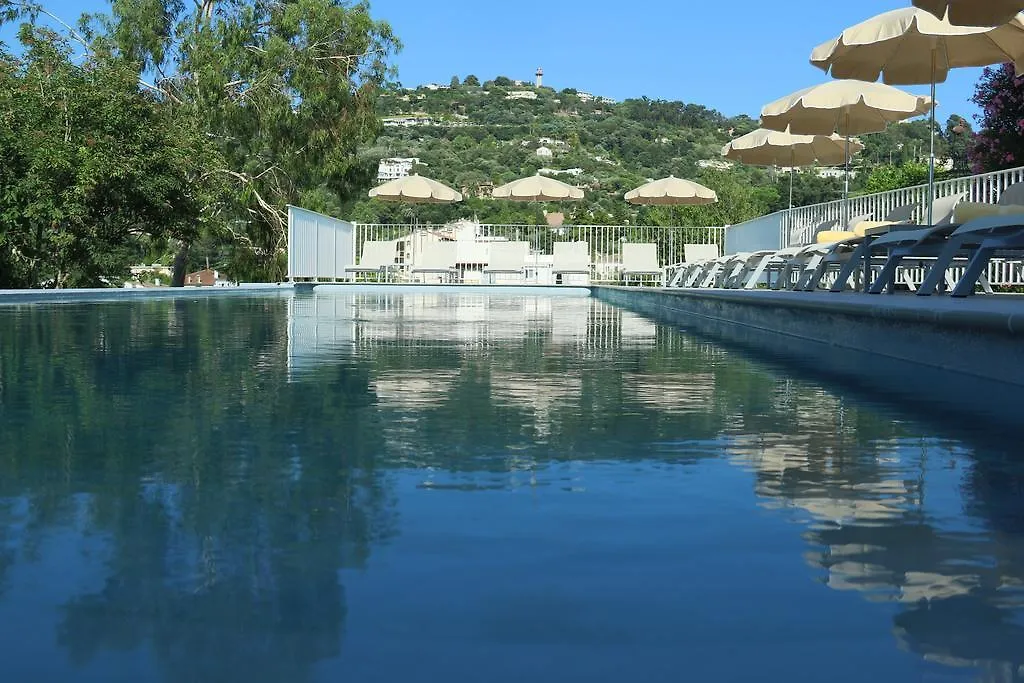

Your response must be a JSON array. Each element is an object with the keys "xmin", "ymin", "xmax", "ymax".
[
  {"xmin": 852, "ymin": 220, "xmax": 899, "ymax": 237},
  {"xmin": 816, "ymin": 230, "xmax": 856, "ymax": 244},
  {"xmin": 953, "ymin": 202, "xmax": 1024, "ymax": 224}
]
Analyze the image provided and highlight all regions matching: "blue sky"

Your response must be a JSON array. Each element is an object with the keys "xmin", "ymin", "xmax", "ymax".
[{"xmin": 5, "ymin": 0, "xmax": 988, "ymax": 122}]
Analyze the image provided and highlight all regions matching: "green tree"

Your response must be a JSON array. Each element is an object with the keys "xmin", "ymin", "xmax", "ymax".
[
  {"xmin": 107, "ymin": 0, "xmax": 399, "ymax": 282},
  {"xmin": 970, "ymin": 63, "xmax": 1024, "ymax": 173},
  {"xmin": 861, "ymin": 162, "xmax": 929, "ymax": 194},
  {"xmin": 464, "ymin": 74, "xmax": 479, "ymax": 87},
  {"xmin": 0, "ymin": 24, "xmax": 195, "ymax": 288}
]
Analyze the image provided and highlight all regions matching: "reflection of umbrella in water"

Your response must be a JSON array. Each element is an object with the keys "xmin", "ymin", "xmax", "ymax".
[
  {"xmin": 913, "ymin": 0, "xmax": 1024, "ymax": 27},
  {"xmin": 894, "ymin": 596, "xmax": 1024, "ymax": 670},
  {"xmin": 810, "ymin": 8, "xmax": 1024, "ymax": 222},
  {"xmin": 723, "ymin": 128, "xmax": 864, "ymax": 209},
  {"xmin": 761, "ymin": 80, "xmax": 933, "ymax": 224}
]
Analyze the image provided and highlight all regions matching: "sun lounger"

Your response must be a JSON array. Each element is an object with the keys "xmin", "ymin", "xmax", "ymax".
[
  {"xmin": 483, "ymin": 241, "xmax": 529, "ymax": 284},
  {"xmin": 680, "ymin": 259, "xmax": 713, "ymax": 287},
  {"xmin": 552, "ymin": 241, "xmax": 591, "ymax": 284},
  {"xmin": 796, "ymin": 203, "xmax": 920, "ymax": 291},
  {"xmin": 669, "ymin": 244, "xmax": 720, "ymax": 286},
  {"xmin": 823, "ymin": 194, "xmax": 963, "ymax": 294},
  {"xmin": 863, "ymin": 183, "xmax": 1024, "ymax": 294},
  {"xmin": 915, "ymin": 214, "xmax": 1024, "ymax": 296},
  {"xmin": 698, "ymin": 256, "xmax": 734, "ymax": 288},
  {"xmin": 411, "ymin": 240, "xmax": 458, "ymax": 283},
  {"xmin": 713, "ymin": 251, "xmax": 773, "ymax": 289},
  {"xmin": 345, "ymin": 240, "xmax": 397, "ymax": 282},
  {"xmin": 621, "ymin": 243, "xmax": 662, "ymax": 286},
  {"xmin": 727, "ymin": 250, "xmax": 778, "ymax": 289},
  {"xmin": 908, "ymin": 183, "xmax": 1024, "ymax": 295}
]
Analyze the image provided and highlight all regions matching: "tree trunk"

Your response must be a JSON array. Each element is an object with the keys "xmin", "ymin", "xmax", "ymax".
[{"xmin": 171, "ymin": 241, "xmax": 190, "ymax": 287}]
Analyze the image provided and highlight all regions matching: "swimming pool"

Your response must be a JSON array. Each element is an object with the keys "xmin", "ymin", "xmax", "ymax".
[{"xmin": 0, "ymin": 290, "xmax": 1022, "ymax": 682}]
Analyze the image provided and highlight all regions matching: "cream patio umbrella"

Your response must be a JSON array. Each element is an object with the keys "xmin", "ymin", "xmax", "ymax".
[
  {"xmin": 491, "ymin": 173, "xmax": 585, "ymax": 201},
  {"xmin": 492, "ymin": 174, "xmax": 584, "ymax": 269},
  {"xmin": 623, "ymin": 176, "xmax": 717, "ymax": 272},
  {"xmin": 623, "ymin": 176, "xmax": 718, "ymax": 205},
  {"xmin": 811, "ymin": 8, "xmax": 1024, "ymax": 222},
  {"xmin": 368, "ymin": 173, "xmax": 463, "ymax": 203},
  {"xmin": 913, "ymin": 0, "xmax": 1024, "ymax": 26},
  {"xmin": 722, "ymin": 128, "xmax": 864, "ymax": 209},
  {"xmin": 368, "ymin": 174, "xmax": 462, "ymax": 273},
  {"xmin": 761, "ymin": 80, "xmax": 934, "ymax": 223}
]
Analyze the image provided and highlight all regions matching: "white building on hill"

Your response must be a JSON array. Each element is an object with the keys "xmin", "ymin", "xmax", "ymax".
[
  {"xmin": 377, "ymin": 157, "xmax": 420, "ymax": 182},
  {"xmin": 506, "ymin": 90, "xmax": 538, "ymax": 101},
  {"xmin": 539, "ymin": 167, "xmax": 583, "ymax": 177},
  {"xmin": 697, "ymin": 159, "xmax": 734, "ymax": 171}
]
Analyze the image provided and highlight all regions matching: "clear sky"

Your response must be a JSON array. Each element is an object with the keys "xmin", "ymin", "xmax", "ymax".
[{"xmin": 5, "ymin": 0, "xmax": 988, "ymax": 122}]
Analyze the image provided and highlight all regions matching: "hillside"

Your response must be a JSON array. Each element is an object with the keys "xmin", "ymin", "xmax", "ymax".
[{"xmin": 347, "ymin": 76, "xmax": 968, "ymax": 228}]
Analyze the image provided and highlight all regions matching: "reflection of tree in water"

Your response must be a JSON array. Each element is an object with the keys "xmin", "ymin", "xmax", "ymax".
[
  {"xmin": 0, "ymin": 297, "xmax": 396, "ymax": 682},
  {"xmin": 4, "ymin": 292, "xmax": 1023, "ymax": 681}
]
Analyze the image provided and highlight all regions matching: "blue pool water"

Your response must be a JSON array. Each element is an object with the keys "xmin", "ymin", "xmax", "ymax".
[{"xmin": 0, "ymin": 291, "xmax": 1022, "ymax": 683}]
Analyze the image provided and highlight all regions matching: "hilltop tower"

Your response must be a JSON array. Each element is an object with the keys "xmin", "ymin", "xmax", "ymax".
[{"xmin": 536, "ymin": 67, "xmax": 543, "ymax": 88}]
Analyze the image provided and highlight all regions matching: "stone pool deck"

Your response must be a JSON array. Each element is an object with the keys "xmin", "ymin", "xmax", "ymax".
[{"xmin": 593, "ymin": 287, "xmax": 1024, "ymax": 390}]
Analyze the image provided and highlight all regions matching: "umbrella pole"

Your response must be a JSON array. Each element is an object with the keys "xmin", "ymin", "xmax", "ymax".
[
  {"xmin": 927, "ymin": 50, "xmax": 937, "ymax": 225},
  {"xmin": 844, "ymin": 129, "xmax": 851, "ymax": 227},
  {"xmin": 789, "ymin": 166, "xmax": 795, "ymax": 211}
]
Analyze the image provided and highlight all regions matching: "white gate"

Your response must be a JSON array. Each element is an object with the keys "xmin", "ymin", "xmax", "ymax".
[{"xmin": 287, "ymin": 205, "xmax": 355, "ymax": 281}]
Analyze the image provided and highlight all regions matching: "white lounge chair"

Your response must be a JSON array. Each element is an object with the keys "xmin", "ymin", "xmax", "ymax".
[
  {"xmin": 483, "ymin": 241, "xmax": 529, "ymax": 284},
  {"xmin": 412, "ymin": 241, "xmax": 458, "ymax": 283},
  {"xmin": 722, "ymin": 250, "xmax": 777, "ymax": 289},
  {"xmin": 669, "ymin": 244, "xmax": 720, "ymax": 286},
  {"xmin": 698, "ymin": 256, "xmax": 733, "ymax": 288},
  {"xmin": 621, "ymin": 243, "xmax": 662, "ymax": 286},
  {"xmin": 552, "ymin": 241, "xmax": 591, "ymax": 285},
  {"xmin": 681, "ymin": 260, "xmax": 713, "ymax": 287},
  {"xmin": 345, "ymin": 240, "xmax": 397, "ymax": 282},
  {"xmin": 674, "ymin": 259, "xmax": 710, "ymax": 287}
]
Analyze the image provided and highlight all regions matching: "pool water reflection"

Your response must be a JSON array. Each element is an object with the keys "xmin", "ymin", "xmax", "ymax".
[{"xmin": 0, "ymin": 291, "xmax": 1022, "ymax": 683}]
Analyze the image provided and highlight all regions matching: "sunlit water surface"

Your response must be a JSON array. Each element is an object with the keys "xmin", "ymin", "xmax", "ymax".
[{"xmin": 1, "ymin": 291, "xmax": 1022, "ymax": 683}]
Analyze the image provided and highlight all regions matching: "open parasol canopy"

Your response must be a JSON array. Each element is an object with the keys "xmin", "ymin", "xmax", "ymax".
[
  {"xmin": 810, "ymin": 8, "xmax": 1024, "ymax": 221},
  {"xmin": 624, "ymin": 176, "xmax": 718, "ymax": 206},
  {"xmin": 491, "ymin": 174, "xmax": 585, "ymax": 201},
  {"xmin": 912, "ymin": 0, "xmax": 1024, "ymax": 26},
  {"xmin": 368, "ymin": 174, "xmax": 463, "ymax": 204}
]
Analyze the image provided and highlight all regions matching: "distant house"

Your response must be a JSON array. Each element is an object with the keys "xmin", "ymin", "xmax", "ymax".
[
  {"xmin": 382, "ymin": 115, "xmax": 438, "ymax": 128},
  {"xmin": 538, "ymin": 137, "xmax": 568, "ymax": 147},
  {"xmin": 377, "ymin": 157, "xmax": 421, "ymax": 182},
  {"xmin": 535, "ymin": 146, "xmax": 554, "ymax": 158},
  {"xmin": 817, "ymin": 168, "xmax": 857, "ymax": 180},
  {"xmin": 506, "ymin": 90, "xmax": 538, "ymax": 101},
  {"xmin": 697, "ymin": 159, "xmax": 734, "ymax": 171},
  {"xmin": 539, "ymin": 167, "xmax": 583, "ymax": 177},
  {"xmin": 185, "ymin": 269, "xmax": 222, "ymax": 286}
]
